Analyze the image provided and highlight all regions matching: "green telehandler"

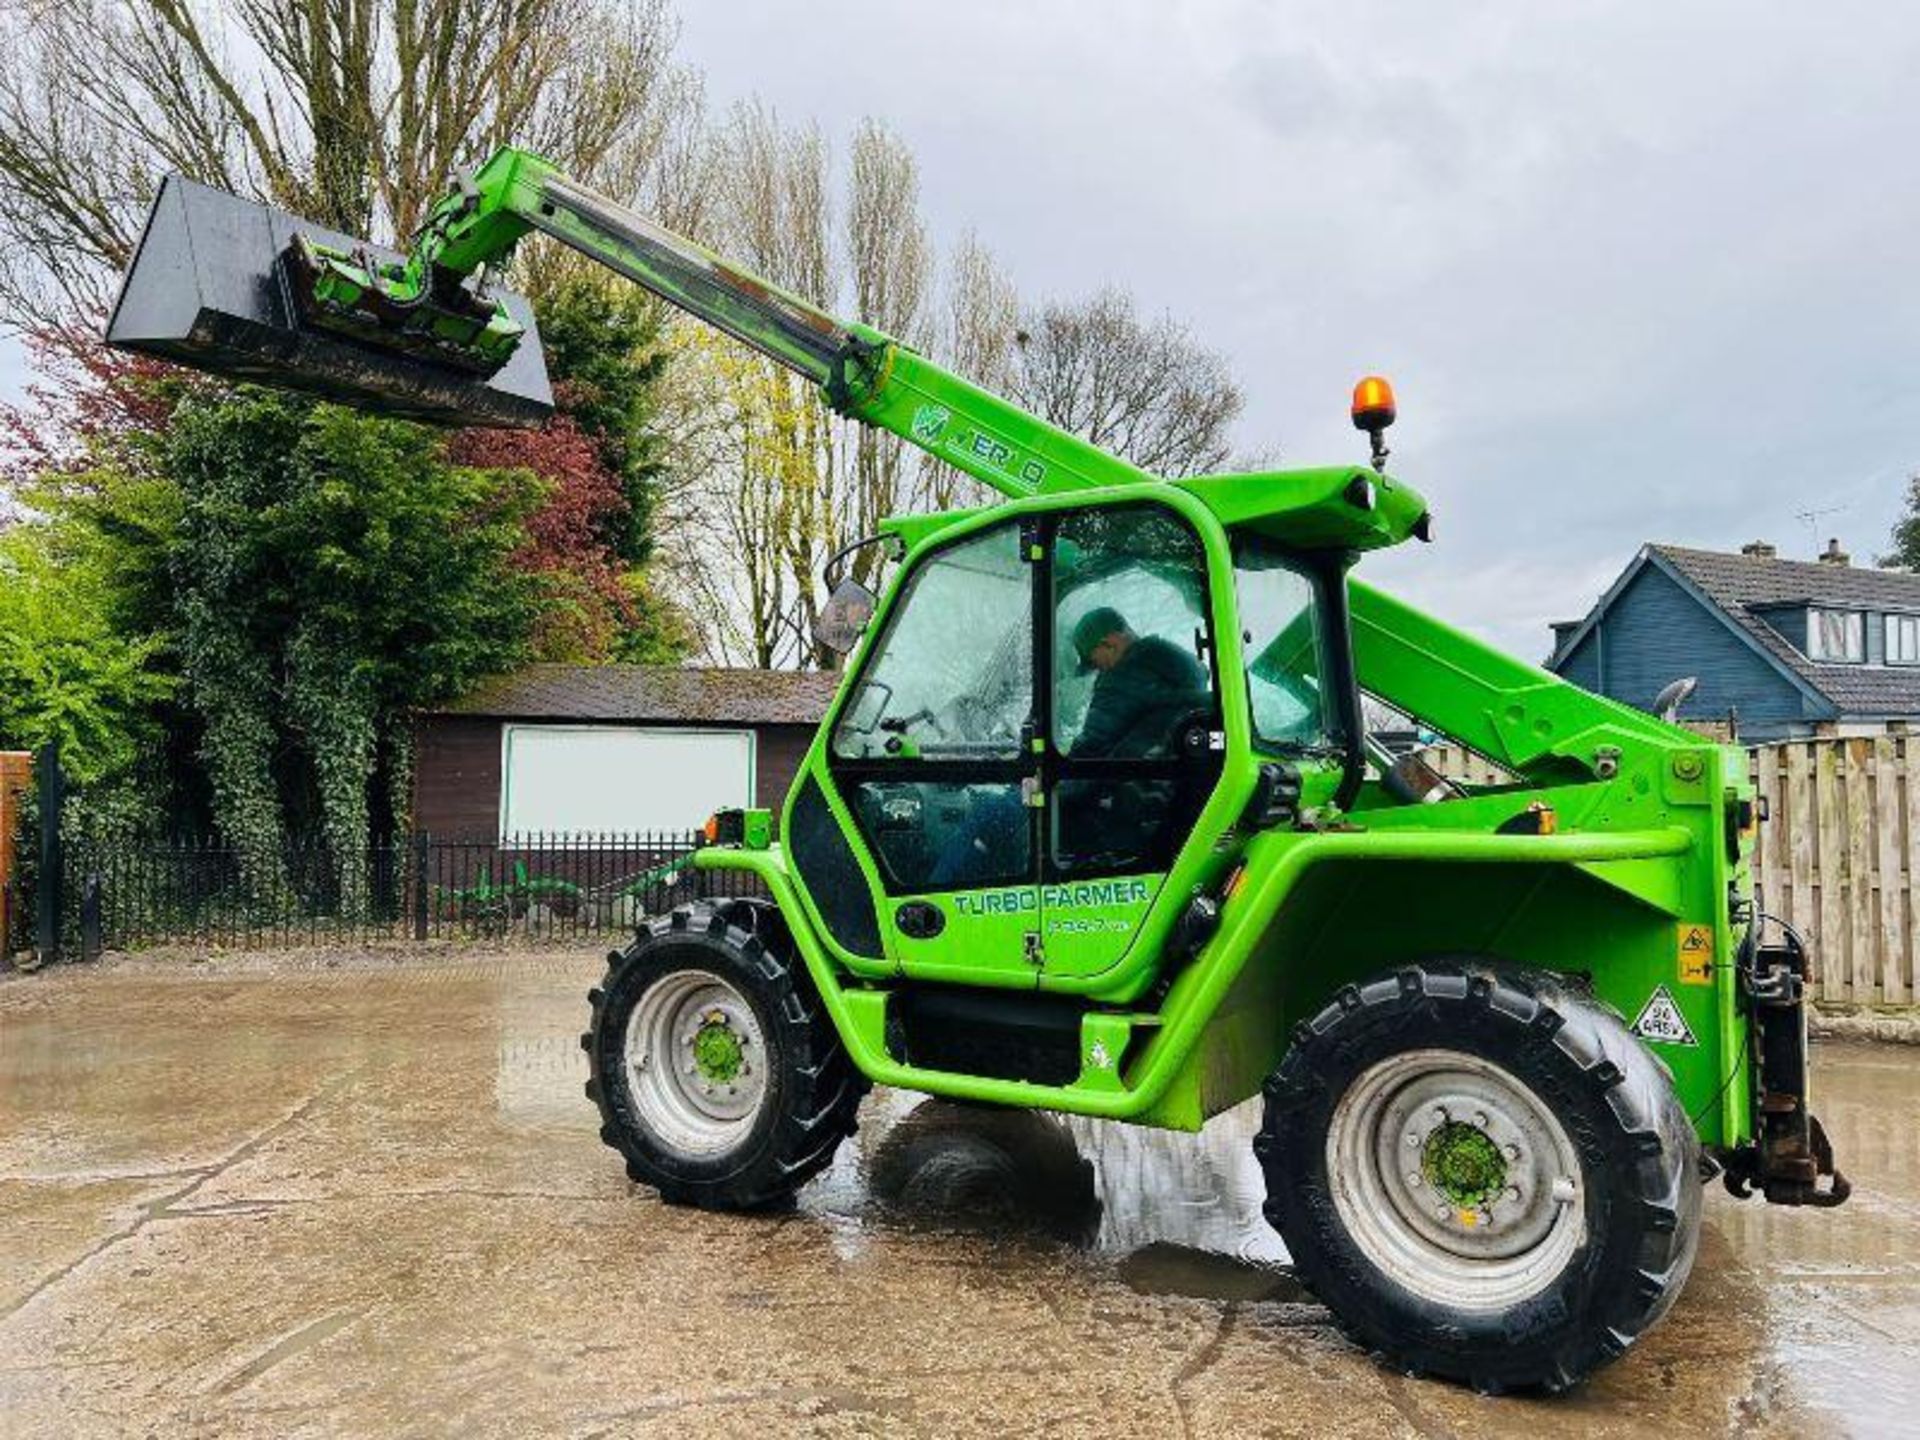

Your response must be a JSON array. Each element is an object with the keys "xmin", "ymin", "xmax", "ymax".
[{"xmin": 107, "ymin": 145, "xmax": 1847, "ymax": 1392}]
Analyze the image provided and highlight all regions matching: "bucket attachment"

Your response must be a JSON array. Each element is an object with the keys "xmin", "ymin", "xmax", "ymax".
[{"xmin": 106, "ymin": 175, "xmax": 552, "ymax": 428}]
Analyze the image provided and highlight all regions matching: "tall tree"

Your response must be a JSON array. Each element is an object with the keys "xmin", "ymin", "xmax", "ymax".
[
  {"xmin": 917, "ymin": 233, "xmax": 1019, "ymax": 512},
  {"xmin": 844, "ymin": 118, "xmax": 930, "ymax": 585},
  {"xmin": 1009, "ymin": 288, "xmax": 1243, "ymax": 477},
  {"xmin": 656, "ymin": 107, "xmax": 936, "ymax": 667},
  {"xmin": 0, "ymin": 0, "xmax": 701, "ymax": 316}
]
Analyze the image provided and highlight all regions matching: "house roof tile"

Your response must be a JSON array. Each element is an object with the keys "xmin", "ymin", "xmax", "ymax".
[{"xmin": 1649, "ymin": 546, "xmax": 1920, "ymax": 715}]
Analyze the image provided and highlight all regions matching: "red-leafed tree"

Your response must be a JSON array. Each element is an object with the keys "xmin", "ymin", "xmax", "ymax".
[
  {"xmin": 0, "ymin": 323, "xmax": 200, "ymax": 487},
  {"xmin": 448, "ymin": 404, "xmax": 635, "ymax": 660}
]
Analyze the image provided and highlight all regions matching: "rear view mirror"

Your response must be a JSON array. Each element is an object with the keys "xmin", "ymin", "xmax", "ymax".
[{"xmin": 814, "ymin": 579, "xmax": 877, "ymax": 656}]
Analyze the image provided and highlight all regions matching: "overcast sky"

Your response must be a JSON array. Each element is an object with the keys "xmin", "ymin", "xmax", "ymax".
[
  {"xmin": 674, "ymin": 0, "xmax": 1920, "ymax": 657},
  {"xmin": 6, "ymin": 2, "xmax": 1915, "ymax": 660}
]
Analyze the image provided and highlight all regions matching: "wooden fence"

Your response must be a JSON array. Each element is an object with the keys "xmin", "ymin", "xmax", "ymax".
[
  {"xmin": 1411, "ymin": 736, "xmax": 1918, "ymax": 1007},
  {"xmin": 1752, "ymin": 737, "xmax": 1915, "ymax": 1007}
]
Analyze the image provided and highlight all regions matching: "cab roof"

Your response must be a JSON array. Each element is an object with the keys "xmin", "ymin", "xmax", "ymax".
[{"xmin": 879, "ymin": 466, "xmax": 1431, "ymax": 557}]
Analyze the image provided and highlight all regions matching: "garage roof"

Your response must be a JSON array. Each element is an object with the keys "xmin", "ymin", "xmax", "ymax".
[{"xmin": 433, "ymin": 665, "xmax": 840, "ymax": 725}]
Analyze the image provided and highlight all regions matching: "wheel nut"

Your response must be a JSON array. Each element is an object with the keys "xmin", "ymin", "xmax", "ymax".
[
  {"xmin": 1405, "ymin": 1131, "xmax": 1422, "ymax": 1148},
  {"xmin": 1434, "ymin": 1204, "xmax": 1451, "ymax": 1221},
  {"xmin": 1473, "ymin": 1112, "xmax": 1489, "ymax": 1129},
  {"xmin": 1505, "ymin": 1144, "xmax": 1521, "ymax": 1160},
  {"xmin": 1407, "ymin": 1173, "xmax": 1423, "ymax": 1188}
]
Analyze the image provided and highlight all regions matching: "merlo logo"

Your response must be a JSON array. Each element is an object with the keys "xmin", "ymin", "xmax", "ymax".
[{"xmin": 910, "ymin": 403, "xmax": 951, "ymax": 442}]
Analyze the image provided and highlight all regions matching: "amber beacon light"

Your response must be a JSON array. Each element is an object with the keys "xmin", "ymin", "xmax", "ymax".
[{"xmin": 1350, "ymin": 375, "xmax": 1396, "ymax": 472}]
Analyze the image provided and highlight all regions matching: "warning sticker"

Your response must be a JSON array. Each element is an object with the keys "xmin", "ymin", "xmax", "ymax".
[
  {"xmin": 1676, "ymin": 922, "xmax": 1715, "ymax": 986},
  {"xmin": 1632, "ymin": 985, "xmax": 1699, "ymax": 1047}
]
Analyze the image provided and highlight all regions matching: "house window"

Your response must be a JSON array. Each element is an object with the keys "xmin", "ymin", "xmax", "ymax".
[
  {"xmin": 1889, "ymin": 614, "xmax": 1920, "ymax": 666},
  {"xmin": 1807, "ymin": 608, "xmax": 1864, "ymax": 663}
]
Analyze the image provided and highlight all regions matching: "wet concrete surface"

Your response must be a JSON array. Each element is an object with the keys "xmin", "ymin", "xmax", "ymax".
[{"xmin": 1, "ymin": 950, "xmax": 1915, "ymax": 1437}]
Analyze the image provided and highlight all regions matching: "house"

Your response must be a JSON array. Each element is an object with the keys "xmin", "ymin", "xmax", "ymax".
[
  {"xmin": 411, "ymin": 665, "xmax": 840, "ymax": 840},
  {"xmin": 1546, "ymin": 539, "xmax": 1920, "ymax": 741}
]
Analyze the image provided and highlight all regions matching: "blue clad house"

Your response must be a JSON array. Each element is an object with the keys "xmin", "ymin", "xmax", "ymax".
[{"xmin": 1546, "ymin": 539, "xmax": 1920, "ymax": 742}]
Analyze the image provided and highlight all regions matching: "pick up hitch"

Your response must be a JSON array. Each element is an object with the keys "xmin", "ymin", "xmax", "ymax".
[{"xmin": 1722, "ymin": 919, "xmax": 1851, "ymax": 1207}]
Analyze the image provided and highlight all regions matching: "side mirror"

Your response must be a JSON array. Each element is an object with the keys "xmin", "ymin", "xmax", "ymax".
[{"xmin": 814, "ymin": 578, "xmax": 877, "ymax": 656}]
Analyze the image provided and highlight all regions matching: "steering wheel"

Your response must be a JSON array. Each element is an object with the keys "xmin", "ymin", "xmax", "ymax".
[{"xmin": 1169, "ymin": 707, "xmax": 1220, "ymax": 762}]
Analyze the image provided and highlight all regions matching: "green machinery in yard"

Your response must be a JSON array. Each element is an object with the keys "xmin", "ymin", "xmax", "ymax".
[{"xmin": 109, "ymin": 144, "xmax": 1848, "ymax": 1392}]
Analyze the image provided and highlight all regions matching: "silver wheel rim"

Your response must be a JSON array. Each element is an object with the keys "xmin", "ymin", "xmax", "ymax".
[
  {"xmin": 1325, "ymin": 1048, "xmax": 1587, "ymax": 1312},
  {"xmin": 622, "ymin": 970, "xmax": 769, "ymax": 1158}
]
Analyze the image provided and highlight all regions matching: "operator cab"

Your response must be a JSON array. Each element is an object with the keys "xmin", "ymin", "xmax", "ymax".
[{"xmin": 810, "ymin": 486, "xmax": 1358, "ymax": 994}]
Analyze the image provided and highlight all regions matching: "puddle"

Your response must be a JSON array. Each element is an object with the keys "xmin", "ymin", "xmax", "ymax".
[
  {"xmin": 1115, "ymin": 1242, "xmax": 1309, "ymax": 1302},
  {"xmin": 5, "ymin": 956, "xmax": 1914, "ymax": 1436}
]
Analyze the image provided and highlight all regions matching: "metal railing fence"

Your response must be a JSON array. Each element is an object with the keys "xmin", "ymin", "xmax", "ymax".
[{"xmin": 62, "ymin": 831, "xmax": 765, "ymax": 953}]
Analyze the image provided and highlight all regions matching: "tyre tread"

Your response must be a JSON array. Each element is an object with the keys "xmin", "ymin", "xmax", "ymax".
[
  {"xmin": 585, "ymin": 899, "xmax": 866, "ymax": 1211},
  {"xmin": 1258, "ymin": 960, "xmax": 1700, "ymax": 1392}
]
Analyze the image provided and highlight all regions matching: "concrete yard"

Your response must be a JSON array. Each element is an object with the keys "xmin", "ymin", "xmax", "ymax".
[{"xmin": 1, "ymin": 950, "xmax": 1914, "ymax": 1437}]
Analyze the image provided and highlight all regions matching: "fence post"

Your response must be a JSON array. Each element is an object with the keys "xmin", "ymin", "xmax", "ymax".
[
  {"xmin": 412, "ymin": 832, "xmax": 430, "ymax": 941},
  {"xmin": 80, "ymin": 874, "xmax": 102, "ymax": 962},
  {"xmin": 34, "ymin": 743, "xmax": 65, "ymax": 965}
]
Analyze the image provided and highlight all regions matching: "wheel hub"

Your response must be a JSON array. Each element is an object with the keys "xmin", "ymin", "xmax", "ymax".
[
  {"xmin": 1423, "ymin": 1121, "xmax": 1506, "ymax": 1207},
  {"xmin": 622, "ymin": 971, "xmax": 768, "ymax": 1158},
  {"xmin": 1326, "ymin": 1048, "xmax": 1587, "ymax": 1311},
  {"xmin": 692, "ymin": 1014, "xmax": 745, "ymax": 1083}
]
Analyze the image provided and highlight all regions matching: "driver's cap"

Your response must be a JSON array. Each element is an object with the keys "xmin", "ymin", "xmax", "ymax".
[{"xmin": 1071, "ymin": 606, "xmax": 1128, "ymax": 672}]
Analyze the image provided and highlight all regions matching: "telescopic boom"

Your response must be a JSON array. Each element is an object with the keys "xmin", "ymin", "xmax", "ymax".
[{"xmin": 291, "ymin": 146, "xmax": 1155, "ymax": 501}]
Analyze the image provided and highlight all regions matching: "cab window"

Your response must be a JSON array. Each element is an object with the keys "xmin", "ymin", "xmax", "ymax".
[
  {"xmin": 833, "ymin": 523, "xmax": 1032, "ymax": 762},
  {"xmin": 1232, "ymin": 536, "xmax": 1333, "ymax": 753}
]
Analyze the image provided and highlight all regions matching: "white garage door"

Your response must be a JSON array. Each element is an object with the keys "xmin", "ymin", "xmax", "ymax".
[{"xmin": 499, "ymin": 725, "xmax": 755, "ymax": 838}]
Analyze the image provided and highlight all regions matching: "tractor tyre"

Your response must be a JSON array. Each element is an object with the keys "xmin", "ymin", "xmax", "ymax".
[
  {"xmin": 582, "ymin": 900, "xmax": 866, "ymax": 1210},
  {"xmin": 1256, "ymin": 962, "xmax": 1700, "ymax": 1393}
]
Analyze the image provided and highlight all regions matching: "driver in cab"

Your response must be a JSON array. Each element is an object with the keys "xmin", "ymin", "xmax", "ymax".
[{"xmin": 1070, "ymin": 606, "xmax": 1210, "ymax": 757}]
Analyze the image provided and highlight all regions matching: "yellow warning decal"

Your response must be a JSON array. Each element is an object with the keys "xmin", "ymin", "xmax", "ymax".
[{"xmin": 1676, "ymin": 922, "xmax": 1715, "ymax": 985}]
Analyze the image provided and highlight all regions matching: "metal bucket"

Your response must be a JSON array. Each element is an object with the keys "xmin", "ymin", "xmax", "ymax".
[{"xmin": 105, "ymin": 175, "xmax": 552, "ymax": 429}]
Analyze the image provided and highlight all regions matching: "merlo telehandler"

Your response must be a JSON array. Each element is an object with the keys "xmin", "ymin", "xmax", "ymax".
[{"xmin": 107, "ymin": 145, "xmax": 1847, "ymax": 1392}]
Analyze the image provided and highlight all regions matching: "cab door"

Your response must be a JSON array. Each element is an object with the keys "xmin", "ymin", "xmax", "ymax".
[
  {"xmin": 825, "ymin": 518, "xmax": 1046, "ymax": 982},
  {"xmin": 1041, "ymin": 504, "xmax": 1224, "ymax": 980}
]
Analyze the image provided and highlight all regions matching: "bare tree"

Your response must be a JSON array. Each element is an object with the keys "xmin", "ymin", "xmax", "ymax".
[
  {"xmin": 1009, "ymin": 287, "xmax": 1243, "ymax": 477},
  {"xmin": 0, "ymin": 0, "xmax": 699, "ymax": 318}
]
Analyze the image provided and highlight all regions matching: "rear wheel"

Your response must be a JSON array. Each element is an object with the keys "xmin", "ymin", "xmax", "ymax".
[
  {"xmin": 583, "ymin": 900, "xmax": 865, "ymax": 1209},
  {"xmin": 1257, "ymin": 963, "xmax": 1700, "ymax": 1392}
]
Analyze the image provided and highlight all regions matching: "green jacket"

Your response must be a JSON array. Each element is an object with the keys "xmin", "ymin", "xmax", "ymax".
[{"xmin": 1076, "ymin": 635, "xmax": 1210, "ymax": 758}]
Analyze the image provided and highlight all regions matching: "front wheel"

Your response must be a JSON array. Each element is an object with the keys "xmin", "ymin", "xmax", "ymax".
[
  {"xmin": 583, "ymin": 901, "xmax": 865, "ymax": 1209},
  {"xmin": 1257, "ymin": 964, "xmax": 1701, "ymax": 1392}
]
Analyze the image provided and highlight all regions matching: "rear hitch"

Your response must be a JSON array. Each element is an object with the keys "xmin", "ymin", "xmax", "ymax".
[{"xmin": 1722, "ymin": 919, "xmax": 1850, "ymax": 1207}]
